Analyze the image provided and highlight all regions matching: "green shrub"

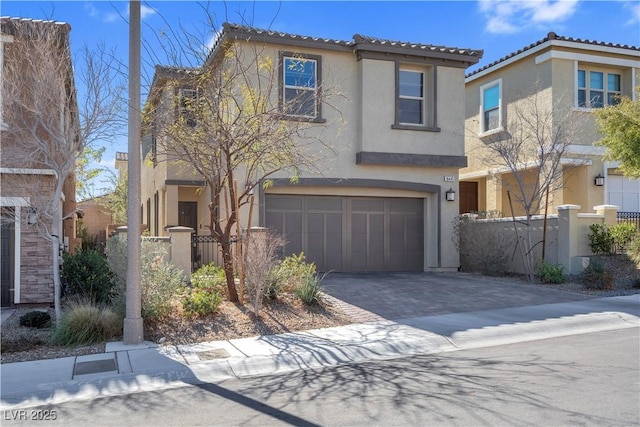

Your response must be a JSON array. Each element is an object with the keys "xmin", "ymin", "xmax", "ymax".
[
  {"xmin": 191, "ymin": 263, "xmax": 227, "ymax": 295},
  {"xmin": 295, "ymin": 273, "xmax": 324, "ymax": 306},
  {"xmin": 182, "ymin": 289, "xmax": 222, "ymax": 317},
  {"xmin": 52, "ymin": 301, "xmax": 121, "ymax": 346},
  {"xmin": 610, "ymin": 223, "xmax": 638, "ymax": 251},
  {"xmin": 588, "ymin": 223, "xmax": 615, "ymax": 255},
  {"xmin": 629, "ymin": 236, "xmax": 640, "ymax": 267},
  {"xmin": 271, "ymin": 253, "xmax": 317, "ymax": 297},
  {"xmin": 182, "ymin": 263, "xmax": 224, "ymax": 317},
  {"xmin": 581, "ymin": 258, "xmax": 614, "ymax": 290},
  {"xmin": 107, "ymin": 237, "xmax": 184, "ymax": 319},
  {"xmin": 19, "ymin": 311, "xmax": 52, "ymax": 329},
  {"xmin": 61, "ymin": 249, "xmax": 115, "ymax": 305},
  {"xmin": 536, "ymin": 262, "xmax": 566, "ymax": 284}
]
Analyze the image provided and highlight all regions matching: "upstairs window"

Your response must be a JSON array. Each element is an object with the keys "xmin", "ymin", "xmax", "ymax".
[
  {"xmin": 179, "ymin": 88, "xmax": 198, "ymax": 127},
  {"xmin": 480, "ymin": 79, "xmax": 501, "ymax": 134},
  {"xmin": 577, "ymin": 69, "xmax": 621, "ymax": 108},
  {"xmin": 398, "ymin": 70, "xmax": 424, "ymax": 125},
  {"xmin": 393, "ymin": 64, "xmax": 436, "ymax": 131},
  {"xmin": 281, "ymin": 54, "xmax": 320, "ymax": 119}
]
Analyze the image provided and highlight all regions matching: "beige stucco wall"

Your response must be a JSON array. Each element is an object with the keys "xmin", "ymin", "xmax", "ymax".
[
  {"xmin": 463, "ymin": 40, "xmax": 640, "ymax": 219},
  {"xmin": 141, "ymin": 36, "xmax": 476, "ymax": 271}
]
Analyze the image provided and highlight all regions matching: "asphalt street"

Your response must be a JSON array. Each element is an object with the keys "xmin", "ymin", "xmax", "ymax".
[{"xmin": 3, "ymin": 327, "xmax": 638, "ymax": 427}]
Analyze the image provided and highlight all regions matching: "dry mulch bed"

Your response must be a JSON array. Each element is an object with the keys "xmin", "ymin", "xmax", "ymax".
[
  {"xmin": 0, "ymin": 294, "xmax": 353, "ymax": 364},
  {"xmin": 2, "ymin": 255, "xmax": 638, "ymax": 365}
]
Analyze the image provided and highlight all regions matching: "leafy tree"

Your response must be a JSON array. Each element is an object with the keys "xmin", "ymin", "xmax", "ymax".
[
  {"xmin": 595, "ymin": 93, "xmax": 640, "ymax": 178},
  {"xmin": 76, "ymin": 146, "xmax": 107, "ymax": 202},
  {"xmin": 98, "ymin": 171, "xmax": 128, "ymax": 225}
]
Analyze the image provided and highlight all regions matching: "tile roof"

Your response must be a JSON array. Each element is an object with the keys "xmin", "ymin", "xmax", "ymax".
[
  {"xmin": 0, "ymin": 16, "xmax": 70, "ymax": 33},
  {"xmin": 221, "ymin": 22, "xmax": 352, "ymax": 49},
  {"xmin": 213, "ymin": 22, "xmax": 482, "ymax": 62},
  {"xmin": 466, "ymin": 31, "xmax": 640, "ymax": 78},
  {"xmin": 353, "ymin": 34, "xmax": 482, "ymax": 58}
]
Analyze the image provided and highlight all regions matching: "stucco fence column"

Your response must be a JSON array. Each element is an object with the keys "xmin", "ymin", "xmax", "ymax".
[
  {"xmin": 115, "ymin": 225, "xmax": 128, "ymax": 241},
  {"xmin": 556, "ymin": 204, "xmax": 581, "ymax": 275},
  {"xmin": 114, "ymin": 225, "xmax": 194, "ymax": 280},
  {"xmin": 166, "ymin": 226, "xmax": 195, "ymax": 280},
  {"xmin": 594, "ymin": 205, "xmax": 619, "ymax": 227}
]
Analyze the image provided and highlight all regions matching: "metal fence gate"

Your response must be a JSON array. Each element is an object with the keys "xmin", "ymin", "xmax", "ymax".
[
  {"xmin": 191, "ymin": 234, "xmax": 239, "ymax": 272},
  {"xmin": 617, "ymin": 212, "xmax": 640, "ymax": 230}
]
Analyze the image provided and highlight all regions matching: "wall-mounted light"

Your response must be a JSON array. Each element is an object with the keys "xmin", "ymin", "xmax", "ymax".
[
  {"xmin": 445, "ymin": 187, "xmax": 456, "ymax": 202},
  {"xmin": 27, "ymin": 207, "xmax": 39, "ymax": 225},
  {"xmin": 594, "ymin": 174, "xmax": 605, "ymax": 187}
]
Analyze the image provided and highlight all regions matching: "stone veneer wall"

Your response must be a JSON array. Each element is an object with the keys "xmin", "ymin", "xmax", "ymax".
[
  {"xmin": 20, "ymin": 215, "xmax": 54, "ymax": 303},
  {"xmin": 1, "ymin": 173, "xmax": 56, "ymax": 304}
]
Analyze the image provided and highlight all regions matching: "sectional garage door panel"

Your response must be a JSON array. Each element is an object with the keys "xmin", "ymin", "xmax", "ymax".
[
  {"xmin": 265, "ymin": 195, "xmax": 424, "ymax": 272},
  {"xmin": 608, "ymin": 176, "xmax": 640, "ymax": 212},
  {"xmin": 264, "ymin": 197, "xmax": 303, "ymax": 256}
]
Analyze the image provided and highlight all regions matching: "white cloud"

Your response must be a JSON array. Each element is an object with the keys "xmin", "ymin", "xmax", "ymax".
[
  {"xmin": 531, "ymin": 0, "xmax": 578, "ymax": 22},
  {"xmin": 478, "ymin": 0, "xmax": 579, "ymax": 34},
  {"xmin": 89, "ymin": 3, "xmax": 157, "ymax": 24},
  {"xmin": 84, "ymin": 2, "xmax": 99, "ymax": 18},
  {"xmin": 623, "ymin": 1, "xmax": 640, "ymax": 26},
  {"xmin": 141, "ymin": 5, "xmax": 158, "ymax": 20},
  {"xmin": 103, "ymin": 12, "xmax": 119, "ymax": 24}
]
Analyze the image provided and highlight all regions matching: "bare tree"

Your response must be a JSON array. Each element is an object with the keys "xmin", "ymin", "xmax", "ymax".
[
  {"xmin": 474, "ymin": 90, "xmax": 586, "ymax": 280},
  {"xmin": 150, "ymin": 23, "xmax": 342, "ymax": 302},
  {"xmin": 242, "ymin": 229, "xmax": 285, "ymax": 317},
  {"xmin": 1, "ymin": 19, "xmax": 124, "ymax": 320}
]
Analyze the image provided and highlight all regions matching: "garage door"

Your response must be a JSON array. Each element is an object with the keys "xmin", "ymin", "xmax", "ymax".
[
  {"xmin": 265, "ymin": 195, "xmax": 424, "ymax": 272},
  {"xmin": 608, "ymin": 175, "xmax": 640, "ymax": 212}
]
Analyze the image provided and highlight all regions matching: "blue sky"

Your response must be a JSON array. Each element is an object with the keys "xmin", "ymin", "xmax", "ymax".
[{"xmin": 2, "ymin": 0, "xmax": 639, "ymax": 196}]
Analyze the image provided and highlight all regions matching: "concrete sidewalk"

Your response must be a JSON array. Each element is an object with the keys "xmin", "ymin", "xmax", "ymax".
[{"xmin": 1, "ymin": 294, "xmax": 638, "ymax": 411}]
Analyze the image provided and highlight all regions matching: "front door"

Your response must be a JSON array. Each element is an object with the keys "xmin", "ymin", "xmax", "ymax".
[
  {"xmin": 459, "ymin": 181, "xmax": 479, "ymax": 214},
  {"xmin": 178, "ymin": 202, "xmax": 198, "ymax": 230},
  {"xmin": 1, "ymin": 212, "xmax": 15, "ymax": 307}
]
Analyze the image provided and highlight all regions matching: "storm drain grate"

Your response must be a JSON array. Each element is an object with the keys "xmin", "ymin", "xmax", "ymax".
[
  {"xmin": 196, "ymin": 349, "xmax": 231, "ymax": 360},
  {"xmin": 74, "ymin": 358, "xmax": 117, "ymax": 376}
]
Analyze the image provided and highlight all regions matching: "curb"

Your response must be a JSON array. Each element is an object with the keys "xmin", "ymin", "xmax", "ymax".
[{"xmin": 1, "ymin": 296, "xmax": 638, "ymax": 410}]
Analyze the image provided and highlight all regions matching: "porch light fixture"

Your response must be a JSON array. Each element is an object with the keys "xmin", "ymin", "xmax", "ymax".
[
  {"xmin": 27, "ymin": 207, "xmax": 39, "ymax": 225},
  {"xmin": 594, "ymin": 174, "xmax": 605, "ymax": 187},
  {"xmin": 445, "ymin": 187, "xmax": 456, "ymax": 202}
]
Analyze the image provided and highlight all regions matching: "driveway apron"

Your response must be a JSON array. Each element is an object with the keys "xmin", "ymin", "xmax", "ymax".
[{"xmin": 322, "ymin": 272, "xmax": 594, "ymax": 322}]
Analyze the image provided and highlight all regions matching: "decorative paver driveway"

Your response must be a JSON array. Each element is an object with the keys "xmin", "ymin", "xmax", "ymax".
[{"xmin": 322, "ymin": 272, "xmax": 594, "ymax": 322}]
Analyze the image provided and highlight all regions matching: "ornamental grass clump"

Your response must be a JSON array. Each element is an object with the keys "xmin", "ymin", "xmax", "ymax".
[
  {"xmin": 295, "ymin": 273, "xmax": 326, "ymax": 306},
  {"xmin": 52, "ymin": 300, "xmax": 121, "ymax": 346}
]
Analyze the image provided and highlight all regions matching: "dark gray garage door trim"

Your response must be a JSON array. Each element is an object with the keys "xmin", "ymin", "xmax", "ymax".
[{"xmin": 259, "ymin": 178, "xmax": 442, "ymax": 267}]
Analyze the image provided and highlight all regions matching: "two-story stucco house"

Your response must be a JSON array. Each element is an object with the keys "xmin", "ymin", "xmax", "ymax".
[
  {"xmin": 141, "ymin": 23, "xmax": 482, "ymax": 273},
  {"xmin": 1, "ymin": 17, "xmax": 80, "ymax": 307},
  {"xmin": 461, "ymin": 32, "xmax": 640, "ymax": 217}
]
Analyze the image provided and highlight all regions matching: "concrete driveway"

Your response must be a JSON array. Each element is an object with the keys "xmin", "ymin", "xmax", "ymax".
[{"xmin": 322, "ymin": 272, "xmax": 594, "ymax": 322}]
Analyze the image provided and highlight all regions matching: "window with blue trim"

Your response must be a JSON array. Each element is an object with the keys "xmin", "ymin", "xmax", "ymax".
[{"xmin": 480, "ymin": 79, "xmax": 501, "ymax": 133}]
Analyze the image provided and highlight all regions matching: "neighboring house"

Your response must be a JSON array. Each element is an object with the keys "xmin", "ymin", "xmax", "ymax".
[
  {"xmin": 0, "ymin": 17, "xmax": 80, "ymax": 307},
  {"xmin": 461, "ymin": 32, "xmax": 640, "ymax": 216},
  {"xmin": 141, "ymin": 23, "xmax": 482, "ymax": 273},
  {"xmin": 77, "ymin": 152, "xmax": 128, "ymax": 248}
]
